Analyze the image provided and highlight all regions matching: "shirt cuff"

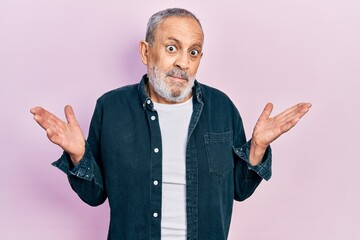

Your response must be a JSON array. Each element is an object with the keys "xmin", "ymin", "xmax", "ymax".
[
  {"xmin": 51, "ymin": 141, "xmax": 94, "ymax": 181},
  {"xmin": 233, "ymin": 140, "xmax": 272, "ymax": 181}
]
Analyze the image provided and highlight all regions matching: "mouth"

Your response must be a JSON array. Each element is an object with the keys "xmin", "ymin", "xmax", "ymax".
[{"xmin": 167, "ymin": 75, "xmax": 188, "ymax": 82}]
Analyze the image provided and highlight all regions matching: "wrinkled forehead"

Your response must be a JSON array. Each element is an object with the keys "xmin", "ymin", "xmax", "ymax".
[{"xmin": 154, "ymin": 16, "xmax": 204, "ymax": 45}]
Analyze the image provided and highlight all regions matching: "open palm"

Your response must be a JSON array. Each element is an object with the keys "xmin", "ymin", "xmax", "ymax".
[
  {"xmin": 30, "ymin": 105, "xmax": 85, "ymax": 164},
  {"xmin": 252, "ymin": 102, "xmax": 312, "ymax": 150}
]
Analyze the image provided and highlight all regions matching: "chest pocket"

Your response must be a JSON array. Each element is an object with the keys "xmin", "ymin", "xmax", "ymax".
[{"xmin": 204, "ymin": 131, "xmax": 234, "ymax": 177}]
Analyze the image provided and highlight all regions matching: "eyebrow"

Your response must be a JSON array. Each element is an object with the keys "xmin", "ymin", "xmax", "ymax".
[
  {"xmin": 166, "ymin": 37, "xmax": 181, "ymax": 44},
  {"xmin": 165, "ymin": 37, "xmax": 203, "ymax": 50}
]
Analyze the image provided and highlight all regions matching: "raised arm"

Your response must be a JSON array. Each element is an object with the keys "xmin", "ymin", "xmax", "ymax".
[{"xmin": 31, "ymin": 104, "xmax": 107, "ymax": 206}]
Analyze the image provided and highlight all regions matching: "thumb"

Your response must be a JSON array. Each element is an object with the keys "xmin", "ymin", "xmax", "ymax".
[
  {"xmin": 64, "ymin": 105, "xmax": 78, "ymax": 125},
  {"xmin": 258, "ymin": 102, "xmax": 273, "ymax": 121}
]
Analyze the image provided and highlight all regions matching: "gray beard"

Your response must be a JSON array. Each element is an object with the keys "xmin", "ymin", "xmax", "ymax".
[{"xmin": 147, "ymin": 66, "xmax": 195, "ymax": 103}]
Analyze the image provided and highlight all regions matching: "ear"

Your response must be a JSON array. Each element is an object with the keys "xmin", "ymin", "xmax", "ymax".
[{"xmin": 139, "ymin": 41, "xmax": 150, "ymax": 65}]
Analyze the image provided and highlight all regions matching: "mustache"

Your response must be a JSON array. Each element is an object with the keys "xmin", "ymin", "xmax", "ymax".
[{"xmin": 166, "ymin": 68, "xmax": 190, "ymax": 80}]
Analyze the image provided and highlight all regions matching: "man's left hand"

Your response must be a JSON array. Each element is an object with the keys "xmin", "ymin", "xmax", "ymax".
[{"xmin": 249, "ymin": 102, "xmax": 312, "ymax": 166}]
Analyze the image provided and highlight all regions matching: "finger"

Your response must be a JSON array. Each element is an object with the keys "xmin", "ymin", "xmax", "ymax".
[
  {"xmin": 47, "ymin": 117, "xmax": 66, "ymax": 132},
  {"xmin": 258, "ymin": 102, "xmax": 273, "ymax": 121},
  {"xmin": 32, "ymin": 107, "xmax": 54, "ymax": 130},
  {"xmin": 276, "ymin": 107, "xmax": 305, "ymax": 126},
  {"xmin": 274, "ymin": 104, "xmax": 300, "ymax": 121},
  {"xmin": 278, "ymin": 105, "xmax": 311, "ymax": 133},
  {"xmin": 30, "ymin": 106, "xmax": 41, "ymax": 115},
  {"xmin": 33, "ymin": 109, "xmax": 64, "ymax": 130},
  {"xmin": 274, "ymin": 103, "xmax": 311, "ymax": 122},
  {"xmin": 282, "ymin": 103, "xmax": 312, "ymax": 123},
  {"xmin": 279, "ymin": 116, "xmax": 302, "ymax": 133},
  {"xmin": 64, "ymin": 105, "xmax": 79, "ymax": 125},
  {"xmin": 30, "ymin": 106, "xmax": 47, "ymax": 116},
  {"xmin": 46, "ymin": 127, "xmax": 62, "ymax": 146}
]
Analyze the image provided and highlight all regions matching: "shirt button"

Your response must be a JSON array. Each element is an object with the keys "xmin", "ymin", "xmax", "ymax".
[
  {"xmin": 151, "ymin": 116, "xmax": 156, "ymax": 121},
  {"xmin": 153, "ymin": 180, "xmax": 158, "ymax": 185},
  {"xmin": 153, "ymin": 212, "xmax": 158, "ymax": 218},
  {"xmin": 154, "ymin": 148, "xmax": 159, "ymax": 153},
  {"xmin": 146, "ymin": 100, "xmax": 151, "ymax": 104}
]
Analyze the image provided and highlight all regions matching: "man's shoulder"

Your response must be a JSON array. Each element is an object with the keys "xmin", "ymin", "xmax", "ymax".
[
  {"xmin": 198, "ymin": 82, "xmax": 233, "ymax": 105},
  {"xmin": 198, "ymin": 82, "xmax": 242, "ymax": 123}
]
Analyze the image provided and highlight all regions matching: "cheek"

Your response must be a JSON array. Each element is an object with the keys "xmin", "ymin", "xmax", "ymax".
[
  {"xmin": 190, "ymin": 60, "xmax": 201, "ymax": 75},
  {"xmin": 155, "ymin": 53, "xmax": 177, "ymax": 70}
]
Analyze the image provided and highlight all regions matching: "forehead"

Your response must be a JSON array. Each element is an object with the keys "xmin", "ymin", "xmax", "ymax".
[{"xmin": 154, "ymin": 16, "xmax": 204, "ymax": 46}]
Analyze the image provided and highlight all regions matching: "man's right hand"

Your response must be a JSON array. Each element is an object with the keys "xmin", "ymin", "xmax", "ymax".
[{"xmin": 30, "ymin": 105, "xmax": 85, "ymax": 166}]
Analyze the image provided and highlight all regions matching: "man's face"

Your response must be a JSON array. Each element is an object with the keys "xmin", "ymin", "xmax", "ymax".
[{"xmin": 140, "ymin": 16, "xmax": 204, "ymax": 103}]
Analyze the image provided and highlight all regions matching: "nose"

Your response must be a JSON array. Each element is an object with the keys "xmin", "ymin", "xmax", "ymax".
[{"xmin": 175, "ymin": 51, "xmax": 189, "ymax": 70}]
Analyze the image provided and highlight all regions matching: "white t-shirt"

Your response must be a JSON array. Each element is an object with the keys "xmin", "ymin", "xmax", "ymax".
[{"xmin": 153, "ymin": 97, "xmax": 193, "ymax": 240}]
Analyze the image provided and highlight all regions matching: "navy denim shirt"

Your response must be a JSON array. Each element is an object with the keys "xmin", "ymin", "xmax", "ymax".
[{"xmin": 53, "ymin": 75, "xmax": 272, "ymax": 240}]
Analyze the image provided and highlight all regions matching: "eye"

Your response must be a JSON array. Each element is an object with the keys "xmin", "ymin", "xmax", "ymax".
[
  {"xmin": 166, "ymin": 45, "xmax": 177, "ymax": 52},
  {"xmin": 190, "ymin": 49, "xmax": 200, "ymax": 57}
]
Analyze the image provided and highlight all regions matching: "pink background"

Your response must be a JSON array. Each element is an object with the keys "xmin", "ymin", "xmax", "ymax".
[{"xmin": 1, "ymin": 0, "xmax": 359, "ymax": 239}]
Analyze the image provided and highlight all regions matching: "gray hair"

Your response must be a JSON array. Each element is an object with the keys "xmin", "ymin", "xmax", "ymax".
[{"xmin": 145, "ymin": 8, "xmax": 203, "ymax": 47}]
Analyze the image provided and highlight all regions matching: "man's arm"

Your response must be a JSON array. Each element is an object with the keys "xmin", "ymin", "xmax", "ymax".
[
  {"xmin": 232, "ymin": 102, "xmax": 311, "ymax": 201},
  {"xmin": 30, "ymin": 105, "xmax": 107, "ymax": 206}
]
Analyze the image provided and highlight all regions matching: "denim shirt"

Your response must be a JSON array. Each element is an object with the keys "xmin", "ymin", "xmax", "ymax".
[{"xmin": 52, "ymin": 75, "xmax": 272, "ymax": 240}]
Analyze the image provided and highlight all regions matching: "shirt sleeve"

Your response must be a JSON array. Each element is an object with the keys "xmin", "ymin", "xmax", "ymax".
[
  {"xmin": 50, "ymin": 100, "xmax": 107, "ymax": 207},
  {"xmin": 51, "ymin": 141, "xmax": 95, "ymax": 181},
  {"xmin": 233, "ymin": 140, "xmax": 272, "ymax": 181},
  {"xmin": 230, "ymin": 100, "xmax": 272, "ymax": 201}
]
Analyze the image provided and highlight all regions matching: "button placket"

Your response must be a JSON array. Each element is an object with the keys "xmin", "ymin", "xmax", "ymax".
[{"xmin": 146, "ymin": 108, "xmax": 162, "ymax": 238}]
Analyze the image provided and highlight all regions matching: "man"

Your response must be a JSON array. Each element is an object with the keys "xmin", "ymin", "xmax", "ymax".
[{"xmin": 30, "ymin": 8, "xmax": 311, "ymax": 240}]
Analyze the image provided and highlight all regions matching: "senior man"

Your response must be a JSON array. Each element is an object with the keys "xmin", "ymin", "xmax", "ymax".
[{"xmin": 31, "ymin": 8, "xmax": 311, "ymax": 240}]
